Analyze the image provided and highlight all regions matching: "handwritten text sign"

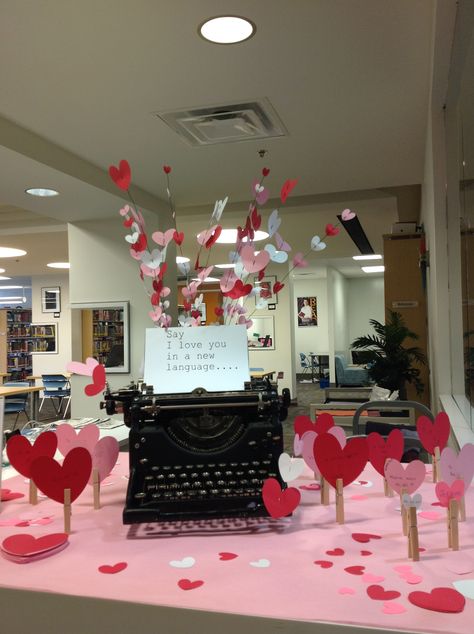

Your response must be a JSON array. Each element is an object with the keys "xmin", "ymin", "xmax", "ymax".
[{"xmin": 144, "ymin": 326, "xmax": 250, "ymax": 394}]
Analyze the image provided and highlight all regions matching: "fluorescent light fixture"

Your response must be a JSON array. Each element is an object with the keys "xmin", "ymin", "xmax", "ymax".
[
  {"xmin": 199, "ymin": 16, "xmax": 255, "ymax": 44},
  {"xmin": 214, "ymin": 229, "xmax": 269, "ymax": 244},
  {"xmin": 0, "ymin": 276, "xmax": 11, "ymax": 281},
  {"xmin": 215, "ymin": 263, "xmax": 235, "ymax": 269},
  {"xmin": 176, "ymin": 256, "xmax": 190, "ymax": 264},
  {"xmin": 361, "ymin": 265, "xmax": 385, "ymax": 273},
  {"xmin": 47, "ymin": 262, "xmax": 70, "ymax": 269},
  {"xmin": 0, "ymin": 285, "xmax": 22, "ymax": 289},
  {"xmin": 0, "ymin": 247, "xmax": 27, "ymax": 257},
  {"xmin": 352, "ymin": 254, "xmax": 382, "ymax": 261},
  {"xmin": 191, "ymin": 277, "xmax": 220, "ymax": 283},
  {"xmin": 25, "ymin": 188, "xmax": 59, "ymax": 197},
  {"xmin": 0, "ymin": 269, "xmax": 4, "ymax": 273},
  {"xmin": 0, "ymin": 296, "xmax": 24, "ymax": 301}
]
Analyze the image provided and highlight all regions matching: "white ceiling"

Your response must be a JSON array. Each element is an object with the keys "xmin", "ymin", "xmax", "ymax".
[{"xmin": 0, "ymin": 0, "xmax": 434, "ymax": 279}]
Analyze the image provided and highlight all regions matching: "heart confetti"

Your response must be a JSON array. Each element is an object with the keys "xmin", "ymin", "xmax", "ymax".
[
  {"xmin": 408, "ymin": 587, "xmax": 465, "ymax": 613},
  {"xmin": 98, "ymin": 562, "xmax": 128, "ymax": 574}
]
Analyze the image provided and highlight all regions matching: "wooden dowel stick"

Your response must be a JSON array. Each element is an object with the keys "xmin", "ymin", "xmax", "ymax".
[
  {"xmin": 433, "ymin": 446, "xmax": 440, "ymax": 483},
  {"xmin": 29, "ymin": 479, "xmax": 38, "ymax": 505},
  {"xmin": 93, "ymin": 469, "xmax": 100, "ymax": 510},
  {"xmin": 336, "ymin": 478, "xmax": 344, "ymax": 524},
  {"xmin": 449, "ymin": 499, "xmax": 459, "ymax": 551},
  {"xmin": 64, "ymin": 488, "xmax": 71, "ymax": 535},
  {"xmin": 320, "ymin": 477, "xmax": 330, "ymax": 505},
  {"xmin": 408, "ymin": 506, "xmax": 419, "ymax": 561},
  {"xmin": 400, "ymin": 488, "xmax": 408, "ymax": 536}
]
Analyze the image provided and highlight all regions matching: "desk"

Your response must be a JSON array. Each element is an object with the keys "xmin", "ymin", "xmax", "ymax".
[
  {"xmin": 0, "ymin": 460, "xmax": 473, "ymax": 634},
  {"xmin": 250, "ymin": 370, "xmax": 276, "ymax": 380},
  {"xmin": 25, "ymin": 372, "xmax": 72, "ymax": 385},
  {"xmin": 0, "ymin": 385, "xmax": 42, "ymax": 422}
]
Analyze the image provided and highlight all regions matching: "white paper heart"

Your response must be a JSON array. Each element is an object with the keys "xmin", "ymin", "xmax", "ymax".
[
  {"xmin": 402, "ymin": 492, "xmax": 422, "ymax": 509},
  {"xmin": 177, "ymin": 261, "xmax": 190, "ymax": 275},
  {"xmin": 212, "ymin": 196, "xmax": 228, "ymax": 221},
  {"xmin": 452, "ymin": 579, "xmax": 474, "ymax": 600},
  {"xmin": 140, "ymin": 249, "xmax": 162, "ymax": 269},
  {"xmin": 278, "ymin": 453, "xmax": 305, "ymax": 483},
  {"xmin": 169, "ymin": 557, "xmax": 196, "ymax": 569},
  {"xmin": 249, "ymin": 558, "xmax": 271, "ymax": 568},
  {"xmin": 234, "ymin": 261, "xmax": 246, "ymax": 280},
  {"xmin": 311, "ymin": 235, "xmax": 327, "ymax": 251},
  {"xmin": 255, "ymin": 299, "xmax": 269, "ymax": 310},
  {"xmin": 265, "ymin": 244, "xmax": 288, "ymax": 263},
  {"xmin": 125, "ymin": 232, "xmax": 139, "ymax": 244},
  {"xmin": 268, "ymin": 209, "xmax": 281, "ymax": 237}
]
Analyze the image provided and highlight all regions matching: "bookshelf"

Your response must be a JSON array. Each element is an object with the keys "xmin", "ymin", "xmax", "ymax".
[
  {"xmin": 5, "ymin": 309, "xmax": 33, "ymax": 379},
  {"xmin": 82, "ymin": 307, "xmax": 124, "ymax": 366}
]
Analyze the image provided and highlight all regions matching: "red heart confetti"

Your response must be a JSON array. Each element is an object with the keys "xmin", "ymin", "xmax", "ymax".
[
  {"xmin": 367, "ymin": 429, "xmax": 404, "ymax": 476},
  {"xmin": 314, "ymin": 560, "xmax": 333, "ymax": 568},
  {"xmin": 325, "ymin": 223, "xmax": 340, "ymax": 236},
  {"xmin": 416, "ymin": 412, "xmax": 450, "ymax": 455},
  {"xmin": 123, "ymin": 217, "xmax": 133, "ymax": 228},
  {"xmin": 219, "ymin": 552, "xmax": 238, "ymax": 561},
  {"xmin": 109, "ymin": 160, "xmax": 131, "ymax": 191},
  {"xmin": 0, "ymin": 489, "xmax": 25, "ymax": 502},
  {"xmin": 408, "ymin": 587, "xmax": 465, "ymax": 613},
  {"xmin": 314, "ymin": 433, "xmax": 368, "ymax": 488},
  {"xmin": 366, "ymin": 585, "xmax": 401, "ymax": 601},
  {"xmin": 262, "ymin": 167, "xmax": 270, "ymax": 177},
  {"xmin": 326, "ymin": 548, "xmax": 345, "ymax": 556},
  {"xmin": 273, "ymin": 281, "xmax": 285, "ymax": 294},
  {"xmin": 360, "ymin": 550, "xmax": 372, "ymax": 556},
  {"xmin": 173, "ymin": 230, "xmax": 184, "ymax": 246},
  {"xmin": 280, "ymin": 178, "xmax": 298, "ymax": 203},
  {"xmin": 6, "ymin": 431, "xmax": 58, "ymax": 478},
  {"xmin": 214, "ymin": 306, "xmax": 224, "ymax": 317},
  {"xmin": 98, "ymin": 562, "xmax": 128, "ymax": 574},
  {"xmin": 30, "ymin": 447, "xmax": 92, "ymax": 504},
  {"xmin": 299, "ymin": 483, "xmax": 321, "ymax": 491},
  {"xmin": 84, "ymin": 363, "xmax": 106, "ymax": 397},
  {"xmin": 163, "ymin": 165, "xmax": 171, "ymax": 174},
  {"xmin": 345, "ymin": 565, "xmax": 365, "ymax": 575},
  {"xmin": 352, "ymin": 533, "xmax": 382, "ymax": 544},
  {"xmin": 2, "ymin": 533, "xmax": 68, "ymax": 557},
  {"xmin": 262, "ymin": 478, "xmax": 301, "ymax": 518},
  {"xmin": 178, "ymin": 579, "xmax": 204, "ymax": 591}
]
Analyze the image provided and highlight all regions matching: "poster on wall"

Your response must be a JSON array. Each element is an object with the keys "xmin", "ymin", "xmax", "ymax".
[{"xmin": 297, "ymin": 296, "xmax": 318, "ymax": 327}]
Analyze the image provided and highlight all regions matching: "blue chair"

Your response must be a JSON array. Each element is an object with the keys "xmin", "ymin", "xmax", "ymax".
[
  {"xmin": 39, "ymin": 374, "xmax": 71, "ymax": 418},
  {"xmin": 3, "ymin": 381, "xmax": 30, "ymax": 426},
  {"xmin": 334, "ymin": 354, "xmax": 370, "ymax": 386},
  {"xmin": 299, "ymin": 353, "xmax": 311, "ymax": 375}
]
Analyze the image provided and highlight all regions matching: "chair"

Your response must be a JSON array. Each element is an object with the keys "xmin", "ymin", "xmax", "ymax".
[
  {"xmin": 334, "ymin": 354, "xmax": 370, "ymax": 386},
  {"xmin": 299, "ymin": 353, "xmax": 311, "ymax": 375},
  {"xmin": 3, "ymin": 381, "xmax": 30, "ymax": 427},
  {"xmin": 39, "ymin": 374, "xmax": 71, "ymax": 418}
]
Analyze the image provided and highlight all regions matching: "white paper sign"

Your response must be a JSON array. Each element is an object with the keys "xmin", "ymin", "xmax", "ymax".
[{"xmin": 144, "ymin": 325, "xmax": 250, "ymax": 394}]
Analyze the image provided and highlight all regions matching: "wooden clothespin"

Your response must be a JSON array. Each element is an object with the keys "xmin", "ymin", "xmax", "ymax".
[
  {"xmin": 335, "ymin": 478, "xmax": 344, "ymax": 524},
  {"xmin": 400, "ymin": 487, "xmax": 408, "ymax": 536},
  {"xmin": 458, "ymin": 477, "xmax": 466, "ymax": 523},
  {"xmin": 407, "ymin": 506, "xmax": 420, "ymax": 561},
  {"xmin": 29, "ymin": 479, "xmax": 38, "ymax": 505},
  {"xmin": 320, "ymin": 477, "xmax": 330, "ymax": 505},
  {"xmin": 433, "ymin": 446, "xmax": 441, "ymax": 483},
  {"xmin": 448, "ymin": 499, "xmax": 459, "ymax": 550},
  {"xmin": 92, "ymin": 468, "xmax": 100, "ymax": 510},
  {"xmin": 64, "ymin": 488, "xmax": 71, "ymax": 534},
  {"xmin": 383, "ymin": 459, "xmax": 394, "ymax": 497}
]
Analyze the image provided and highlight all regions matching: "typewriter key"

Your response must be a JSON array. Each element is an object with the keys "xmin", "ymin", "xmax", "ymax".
[{"xmin": 134, "ymin": 492, "xmax": 146, "ymax": 499}]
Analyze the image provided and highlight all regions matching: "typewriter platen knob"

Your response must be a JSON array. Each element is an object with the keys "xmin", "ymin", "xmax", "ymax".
[{"xmin": 140, "ymin": 458, "xmax": 148, "ymax": 465}]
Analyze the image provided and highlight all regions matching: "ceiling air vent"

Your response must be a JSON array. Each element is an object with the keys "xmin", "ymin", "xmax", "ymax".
[{"xmin": 155, "ymin": 98, "xmax": 287, "ymax": 146}]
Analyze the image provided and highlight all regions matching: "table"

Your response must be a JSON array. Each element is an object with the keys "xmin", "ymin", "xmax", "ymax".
[
  {"xmin": 25, "ymin": 372, "xmax": 72, "ymax": 385},
  {"xmin": 0, "ymin": 385, "xmax": 43, "ymax": 422},
  {"xmin": 250, "ymin": 370, "xmax": 276, "ymax": 380},
  {"xmin": 308, "ymin": 354, "xmax": 329, "ymax": 383},
  {"xmin": 0, "ymin": 460, "xmax": 473, "ymax": 634}
]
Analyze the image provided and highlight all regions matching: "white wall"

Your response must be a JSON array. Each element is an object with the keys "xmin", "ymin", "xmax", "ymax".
[
  {"xmin": 31, "ymin": 273, "xmax": 72, "ymax": 376},
  {"xmin": 347, "ymin": 277, "xmax": 385, "ymax": 346},
  {"xmin": 328, "ymin": 267, "xmax": 349, "ymax": 357}
]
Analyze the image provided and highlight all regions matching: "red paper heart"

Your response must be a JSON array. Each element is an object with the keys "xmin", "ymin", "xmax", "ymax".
[
  {"xmin": 293, "ymin": 415, "xmax": 316, "ymax": 437},
  {"xmin": 0, "ymin": 488, "xmax": 25, "ymax": 502},
  {"xmin": 262, "ymin": 167, "xmax": 270, "ymax": 177},
  {"xmin": 219, "ymin": 552, "xmax": 238, "ymax": 561},
  {"xmin": 367, "ymin": 585, "xmax": 401, "ymax": 601},
  {"xmin": 325, "ymin": 223, "xmax": 340, "ymax": 236},
  {"xmin": 326, "ymin": 548, "xmax": 345, "ymax": 556},
  {"xmin": 250, "ymin": 207, "xmax": 262, "ymax": 231},
  {"xmin": 173, "ymin": 230, "xmax": 184, "ymax": 246},
  {"xmin": 123, "ymin": 217, "xmax": 133, "ymax": 228},
  {"xmin": 258, "ymin": 267, "xmax": 266, "ymax": 281},
  {"xmin": 367, "ymin": 429, "xmax": 404, "ymax": 476},
  {"xmin": 224, "ymin": 279, "xmax": 253, "ymax": 300},
  {"xmin": 178, "ymin": 579, "xmax": 204, "ymax": 591},
  {"xmin": 435, "ymin": 480, "xmax": 465, "ymax": 507},
  {"xmin": 6, "ymin": 432, "xmax": 58, "ymax": 478},
  {"xmin": 98, "ymin": 562, "xmax": 128, "ymax": 574},
  {"xmin": 408, "ymin": 587, "xmax": 465, "ymax": 613},
  {"xmin": 214, "ymin": 306, "xmax": 224, "ymax": 317},
  {"xmin": 191, "ymin": 310, "xmax": 201, "ymax": 319},
  {"xmin": 314, "ymin": 560, "xmax": 333, "ymax": 568},
  {"xmin": 351, "ymin": 533, "xmax": 382, "ymax": 543},
  {"xmin": 314, "ymin": 433, "xmax": 368, "ymax": 487},
  {"xmin": 84, "ymin": 364, "xmax": 106, "ymax": 397},
  {"xmin": 2, "ymin": 533, "xmax": 68, "ymax": 557},
  {"xmin": 30, "ymin": 447, "xmax": 92, "ymax": 504},
  {"xmin": 280, "ymin": 178, "xmax": 298, "ymax": 203},
  {"xmin": 163, "ymin": 165, "xmax": 171, "ymax": 174},
  {"xmin": 273, "ymin": 281, "xmax": 285, "ymax": 294},
  {"xmin": 262, "ymin": 478, "xmax": 301, "ymax": 518},
  {"xmin": 416, "ymin": 412, "xmax": 450, "ymax": 455},
  {"xmin": 109, "ymin": 160, "xmax": 131, "ymax": 191},
  {"xmin": 183, "ymin": 301, "xmax": 192, "ymax": 311},
  {"xmin": 205, "ymin": 225, "xmax": 222, "ymax": 248},
  {"xmin": 360, "ymin": 550, "xmax": 372, "ymax": 556},
  {"xmin": 314, "ymin": 413, "xmax": 335, "ymax": 434},
  {"xmin": 345, "ymin": 565, "xmax": 365, "ymax": 575},
  {"xmin": 130, "ymin": 233, "xmax": 147, "ymax": 253}
]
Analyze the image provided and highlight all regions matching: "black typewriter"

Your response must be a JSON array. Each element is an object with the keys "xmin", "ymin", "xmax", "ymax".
[{"xmin": 103, "ymin": 379, "xmax": 288, "ymax": 523}]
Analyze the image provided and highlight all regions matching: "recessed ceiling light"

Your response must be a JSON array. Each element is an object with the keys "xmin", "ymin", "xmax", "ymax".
[
  {"xmin": 0, "ymin": 269, "xmax": 5, "ymax": 273},
  {"xmin": 0, "ymin": 247, "xmax": 27, "ymax": 258},
  {"xmin": 199, "ymin": 16, "xmax": 255, "ymax": 44},
  {"xmin": 361, "ymin": 265, "xmax": 385, "ymax": 273},
  {"xmin": 352, "ymin": 254, "xmax": 382, "ymax": 261},
  {"xmin": 191, "ymin": 276, "xmax": 220, "ymax": 283},
  {"xmin": 0, "ymin": 276, "xmax": 11, "ymax": 281},
  {"xmin": 47, "ymin": 262, "xmax": 70, "ymax": 269},
  {"xmin": 176, "ymin": 256, "xmax": 190, "ymax": 264},
  {"xmin": 215, "ymin": 263, "xmax": 235, "ymax": 269},
  {"xmin": 25, "ymin": 188, "xmax": 59, "ymax": 197},
  {"xmin": 214, "ymin": 229, "xmax": 269, "ymax": 244}
]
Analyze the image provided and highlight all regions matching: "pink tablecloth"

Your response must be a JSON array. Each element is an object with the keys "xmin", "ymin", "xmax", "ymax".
[{"xmin": 0, "ymin": 459, "xmax": 473, "ymax": 633}]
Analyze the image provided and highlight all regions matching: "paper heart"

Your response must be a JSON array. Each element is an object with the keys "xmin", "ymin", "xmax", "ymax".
[
  {"xmin": 367, "ymin": 429, "xmax": 404, "ymax": 477},
  {"xmin": 233, "ymin": 260, "xmax": 246, "ymax": 280},
  {"xmin": 361, "ymin": 550, "xmax": 372, "ymax": 556},
  {"xmin": 262, "ymin": 167, "xmax": 270, "ymax": 177},
  {"xmin": 66, "ymin": 357, "xmax": 98, "ymax": 376},
  {"xmin": 362, "ymin": 573, "xmax": 385, "ymax": 583},
  {"xmin": 182, "ymin": 282, "xmax": 198, "ymax": 299},
  {"xmin": 338, "ymin": 587, "xmax": 356, "ymax": 595},
  {"xmin": 418, "ymin": 511, "xmax": 442, "ymax": 520},
  {"xmin": 219, "ymin": 552, "xmax": 238, "ymax": 561},
  {"xmin": 294, "ymin": 415, "xmax": 316, "ymax": 436},
  {"xmin": 30, "ymin": 447, "xmax": 92, "ymax": 504},
  {"xmin": 109, "ymin": 160, "xmax": 131, "ymax": 191},
  {"xmin": 140, "ymin": 249, "xmax": 163, "ymax": 270},
  {"xmin": 345, "ymin": 566, "xmax": 365, "ymax": 575},
  {"xmin": 56, "ymin": 423, "xmax": 100, "ymax": 457},
  {"xmin": 314, "ymin": 560, "xmax": 333, "ymax": 568},
  {"xmin": 130, "ymin": 233, "xmax": 147, "ymax": 253},
  {"xmin": 214, "ymin": 306, "xmax": 224, "ymax": 317},
  {"xmin": 1, "ymin": 533, "xmax": 68, "ymax": 557},
  {"xmin": 250, "ymin": 206, "xmax": 262, "ymax": 230},
  {"xmin": 275, "ymin": 232, "xmax": 291, "ymax": 252},
  {"xmin": 351, "ymin": 533, "xmax": 382, "ymax": 543},
  {"xmin": 408, "ymin": 587, "xmax": 465, "ymax": 613},
  {"xmin": 172, "ymin": 230, "xmax": 184, "ymax": 246},
  {"xmin": 416, "ymin": 412, "xmax": 450, "ymax": 454},
  {"xmin": 224, "ymin": 279, "xmax": 252, "ymax": 299},
  {"xmin": 314, "ymin": 433, "xmax": 368, "ymax": 487},
  {"xmin": 301, "ymin": 431, "xmax": 318, "ymax": 474},
  {"xmin": 341, "ymin": 208, "xmax": 356, "ymax": 221},
  {"xmin": 125, "ymin": 231, "xmax": 139, "ymax": 244},
  {"xmin": 249, "ymin": 559, "xmax": 270, "ymax": 568},
  {"xmin": 435, "ymin": 479, "xmax": 465, "ymax": 507},
  {"xmin": 240, "ymin": 245, "xmax": 270, "ymax": 273},
  {"xmin": 403, "ymin": 573, "xmax": 423, "ymax": 584},
  {"xmin": 262, "ymin": 478, "xmax": 301, "ymax": 518},
  {"xmin": 401, "ymin": 493, "xmax": 422, "ymax": 509},
  {"xmin": 98, "ymin": 562, "xmax": 128, "ymax": 574},
  {"xmin": 6, "ymin": 431, "xmax": 58, "ymax": 478},
  {"xmin": 151, "ymin": 228, "xmax": 175, "ymax": 247},
  {"xmin": 280, "ymin": 178, "xmax": 298, "ymax": 203},
  {"xmin": 252, "ymin": 179, "xmax": 269, "ymax": 205},
  {"xmin": 299, "ymin": 483, "xmax": 321, "ymax": 491},
  {"xmin": 440, "ymin": 444, "xmax": 474, "ymax": 488},
  {"xmin": 314, "ymin": 413, "xmax": 335, "ymax": 434},
  {"xmin": 367, "ymin": 585, "xmax": 401, "ymax": 601},
  {"xmin": 452, "ymin": 579, "xmax": 474, "ymax": 600},
  {"xmin": 84, "ymin": 363, "xmax": 106, "ymax": 397},
  {"xmin": 311, "ymin": 235, "xmax": 327, "ymax": 251},
  {"xmin": 325, "ymin": 223, "xmax": 340, "ymax": 236},
  {"xmin": 178, "ymin": 579, "xmax": 204, "ymax": 590},
  {"xmin": 326, "ymin": 548, "xmax": 344, "ymax": 556},
  {"xmin": 211, "ymin": 196, "xmax": 228, "ymax": 222},
  {"xmin": 292, "ymin": 252, "xmax": 308, "ymax": 268},
  {"xmin": 123, "ymin": 217, "xmax": 133, "ymax": 228},
  {"xmin": 293, "ymin": 434, "xmax": 304, "ymax": 456},
  {"xmin": 267, "ymin": 209, "xmax": 281, "ymax": 237},
  {"xmin": 273, "ymin": 281, "xmax": 284, "ymax": 294},
  {"xmin": 119, "ymin": 204, "xmax": 130, "ymax": 216},
  {"xmin": 89, "ymin": 436, "xmax": 119, "ymax": 484},
  {"xmin": 169, "ymin": 557, "xmax": 196, "ymax": 569},
  {"xmin": 382, "ymin": 602, "xmax": 406, "ymax": 614},
  {"xmin": 278, "ymin": 453, "xmax": 305, "ymax": 483},
  {"xmin": 384, "ymin": 459, "xmax": 426, "ymax": 494},
  {"xmin": 163, "ymin": 165, "xmax": 171, "ymax": 174},
  {"xmin": 264, "ymin": 243, "xmax": 288, "ymax": 263},
  {"xmin": 0, "ymin": 489, "xmax": 24, "ymax": 502}
]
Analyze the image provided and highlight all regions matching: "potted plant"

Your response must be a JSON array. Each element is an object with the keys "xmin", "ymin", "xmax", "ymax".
[{"xmin": 351, "ymin": 310, "xmax": 427, "ymax": 399}]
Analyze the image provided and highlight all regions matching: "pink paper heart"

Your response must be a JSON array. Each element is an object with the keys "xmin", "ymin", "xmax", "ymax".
[
  {"xmin": 293, "ymin": 434, "xmax": 304, "ymax": 456},
  {"xmin": 56, "ymin": 423, "xmax": 100, "ymax": 457},
  {"xmin": 240, "ymin": 245, "xmax": 270, "ymax": 273},
  {"xmin": 66, "ymin": 357, "xmax": 98, "ymax": 377},
  {"xmin": 439, "ymin": 444, "xmax": 474, "ymax": 488},
  {"xmin": 252, "ymin": 179, "xmax": 269, "ymax": 205},
  {"xmin": 341, "ymin": 208, "xmax": 355, "ymax": 221},
  {"xmin": 435, "ymin": 480, "xmax": 465, "ymax": 507},
  {"xmin": 384, "ymin": 459, "xmax": 426, "ymax": 494},
  {"xmin": 292, "ymin": 252, "xmax": 307, "ymax": 268},
  {"xmin": 404, "ymin": 573, "xmax": 423, "ymax": 584},
  {"xmin": 418, "ymin": 510, "xmax": 443, "ymax": 520},
  {"xmin": 362, "ymin": 573, "xmax": 385, "ymax": 583},
  {"xmin": 151, "ymin": 228, "xmax": 175, "ymax": 247},
  {"xmin": 220, "ymin": 270, "xmax": 238, "ymax": 293},
  {"xmin": 338, "ymin": 587, "xmax": 356, "ymax": 595},
  {"xmin": 301, "ymin": 431, "xmax": 319, "ymax": 474},
  {"xmin": 382, "ymin": 602, "xmax": 406, "ymax": 614},
  {"xmin": 89, "ymin": 436, "xmax": 119, "ymax": 484},
  {"xmin": 197, "ymin": 266, "xmax": 214, "ymax": 281},
  {"xmin": 196, "ymin": 225, "xmax": 219, "ymax": 246}
]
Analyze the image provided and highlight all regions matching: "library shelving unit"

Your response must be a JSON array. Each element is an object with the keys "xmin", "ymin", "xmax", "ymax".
[
  {"xmin": 82, "ymin": 307, "xmax": 124, "ymax": 366},
  {"xmin": 4, "ymin": 308, "xmax": 33, "ymax": 380}
]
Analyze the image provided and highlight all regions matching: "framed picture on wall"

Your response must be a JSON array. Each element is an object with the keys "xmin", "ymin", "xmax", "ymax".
[
  {"xmin": 254, "ymin": 275, "xmax": 277, "ymax": 306},
  {"xmin": 297, "ymin": 296, "xmax": 318, "ymax": 327},
  {"xmin": 41, "ymin": 287, "xmax": 61, "ymax": 313}
]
